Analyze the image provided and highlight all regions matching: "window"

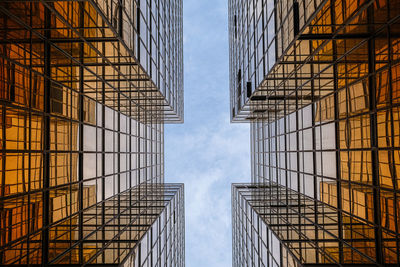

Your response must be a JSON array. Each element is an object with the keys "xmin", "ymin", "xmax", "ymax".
[
  {"xmin": 0, "ymin": 61, "xmax": 15, "ymax": 102},
  {"xmin": 50, "ymin": 82, "xmax": 63, "ymax": 115}
]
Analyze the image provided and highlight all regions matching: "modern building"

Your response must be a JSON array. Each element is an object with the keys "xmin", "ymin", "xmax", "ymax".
[
  {"xmin": 229, "ymin": 0, "xmax": 400, "ymax": 266},
  {"xmin": 0, "ymin": 0, "xmax": 184, "ymax": 266}
]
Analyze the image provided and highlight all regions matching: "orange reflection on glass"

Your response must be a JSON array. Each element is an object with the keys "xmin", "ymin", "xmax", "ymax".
[
  {"xmin": 315, "ymin": 94, "xmax": 335, "ymax": 123},
  {"xmin": 0, "ymin": 44, "xmax": 45, "ymax": 111},
  {"xmin": 0, "ymin": 194, "xmax": 43, "ymax": 264},
  {"xmin": 376, "ymin": 69, "xmax": 390, "ymax": 106},
  {"xmin": 379, "ymin": 150, "xmax": 395, "ymax": 188},
  {"xmin": 392, "ymin": 63, "xmax": 400, "ymax": 104},
  {"xmin": 321, "ymin": 181, "xmax": 400, "ymax": 250},
  {"xmin": 339, "ymin": 116, "xmax": 371, "ymax": 150},
  {"xmin": 342, "ymin": 215, "xmax": 376, "ymax": 264},
  {"xmin": 0, "ymin": 111, "xmax": 44, "ymax": 197},
  {"xmin": 382, "ymin": 230, "xmax": 398, "ymax": 264},
  {"xmin": 377, "ymin": 110, "xmax": 392, "ymax": 148}
]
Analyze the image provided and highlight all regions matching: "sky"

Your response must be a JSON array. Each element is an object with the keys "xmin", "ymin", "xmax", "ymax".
[{"xmin": 164, "ymin": 1, "xmax": 250, "ymax": 266}]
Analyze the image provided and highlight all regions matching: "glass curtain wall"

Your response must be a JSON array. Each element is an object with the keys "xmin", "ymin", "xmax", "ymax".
[
  {"xmin": 0, "ymin": 0, "xmax": 184, "ymax": 266},
  {"xmin": 230, "ymin": 0, "xmax": 400, "ymax": 266}
]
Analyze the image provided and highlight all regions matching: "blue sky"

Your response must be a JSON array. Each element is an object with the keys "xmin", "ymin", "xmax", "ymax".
[{"xmin": 165, "ymin": 1, "xmax": 250, "ymax": 266}]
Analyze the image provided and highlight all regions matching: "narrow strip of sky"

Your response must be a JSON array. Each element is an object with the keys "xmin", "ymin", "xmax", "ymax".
[{"xmin": 165, "ymin": 0, "xmax": 250, "ymax": 266}]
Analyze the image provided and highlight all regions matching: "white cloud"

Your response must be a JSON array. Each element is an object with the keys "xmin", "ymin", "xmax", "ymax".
[{"xmin": 165, "ymin": 112, "xmax": 249, "ymax": 266}]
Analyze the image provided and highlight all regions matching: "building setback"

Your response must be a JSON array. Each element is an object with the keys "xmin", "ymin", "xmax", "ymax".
[
  {"xmin": 0, "ymin": 0, "xmax": 184, "ymax": 266},
  {"xmin": 229, "ymin": 0, "xmax": 400, "ymax": 266}
]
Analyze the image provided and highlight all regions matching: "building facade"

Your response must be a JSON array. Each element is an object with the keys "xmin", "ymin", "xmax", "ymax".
[
  {"xmin": 230, "ymin": 0, "xmax": 400, "ymax": 266},
  {"xmin": 0, "ymin": 0, "xmax": 184, "ymax": 266}
]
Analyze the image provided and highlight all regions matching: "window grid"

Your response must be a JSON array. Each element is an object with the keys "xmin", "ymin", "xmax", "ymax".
[
  {"xmin": 231, "ymin": 0, "xmax": 400, "ymax": 266},
  {"xmin": 0, "ymin": 0, "xmax": 184, "ymax": 266}
]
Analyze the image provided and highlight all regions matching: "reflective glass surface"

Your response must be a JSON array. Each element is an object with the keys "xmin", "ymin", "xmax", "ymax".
[
  {"xmin": 0, "ymin": 0, "xmax": 184, "ymax": 266},
  {"xmin": 231, "ymin": 0, "xmax": 400, "ymax": 266}
]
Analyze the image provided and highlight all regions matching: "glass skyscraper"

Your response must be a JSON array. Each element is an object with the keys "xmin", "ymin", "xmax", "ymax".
[
  {"xmin": 0, "ymin": 0, "xmax": 184, "ymax": 266},
  {"xmin": 230, "ymin": 0, "xmax": 400, "ymax": 266}
]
